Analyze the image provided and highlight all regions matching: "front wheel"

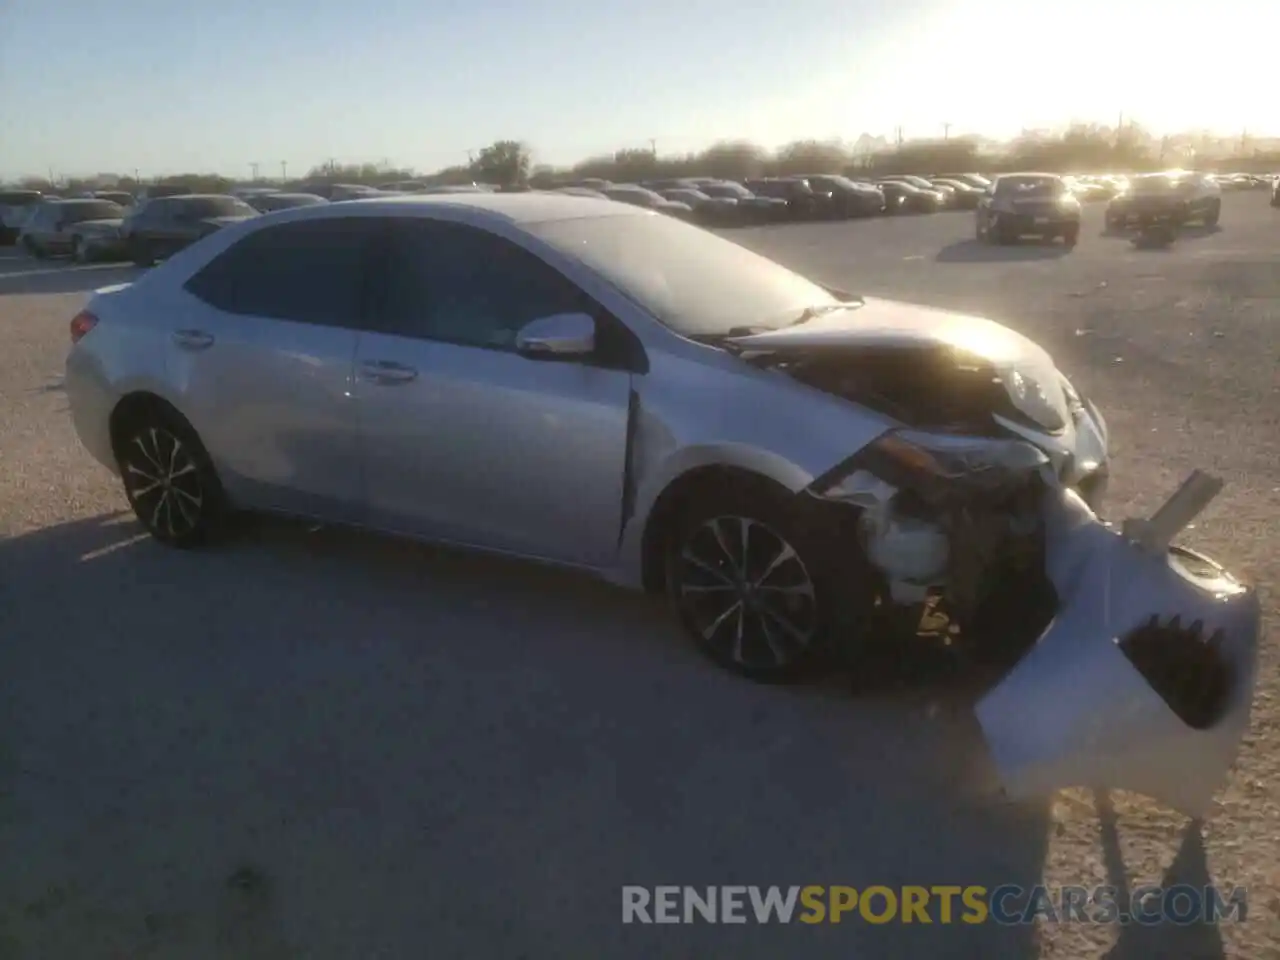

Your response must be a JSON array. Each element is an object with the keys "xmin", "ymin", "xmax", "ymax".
[
  {"xmin": 73, "ymin": 236, "xmax": 93, "ymax": 263},
  {"xmin": 115, "ymin": 408, "xmax": 226, "ymax": 548},
  {"xmin": 664, "ymin": 486, "xmax": 877, "ymax": 683}
]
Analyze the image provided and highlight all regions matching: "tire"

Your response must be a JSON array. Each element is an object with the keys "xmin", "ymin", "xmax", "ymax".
[
  {"xmin": 131, "ymin": 239, "xmax": 156, "ymax": 267},
  {"xmin": 994, "ymin": 216, "xmax": 1017, "ymax": 245},
  {"xmin": 663, "ymin": 482, "xmax": 878, "ymax": 684},
  {"xmin": 23, "ymin": 236, "xmax": 46, "ymax": 259},
  {"xmin": 73, "ymin": 236, "xmax": 92, "ymax": 264},
  {"xmin": 114, "ymin": 406, "xmax": 227, "ymax": 548},
  {"xmin": 1203, "ymin": 201, "xmax": 1220, "ymax": 227},
  {"xmin": 1063, "ymin": 224, "xmax": 1080, "ymax": 247}
]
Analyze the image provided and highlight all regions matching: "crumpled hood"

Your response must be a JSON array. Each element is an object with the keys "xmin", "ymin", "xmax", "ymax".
[
  {"xmin": 727, "ymin": 296, "xmax": 1058, "ymax": 370},
  {"xmin": 728, "ymin": 297, "xmax": 1071, "ymax": 432}
]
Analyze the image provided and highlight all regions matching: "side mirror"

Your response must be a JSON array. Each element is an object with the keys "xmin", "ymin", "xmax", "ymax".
[{"xmin": 515, "ymin": 312, "xmax": 596, "ymax": 358}]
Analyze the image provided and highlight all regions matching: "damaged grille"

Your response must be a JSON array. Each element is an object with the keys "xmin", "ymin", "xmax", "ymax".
[{"xmin": 1117, "ymin": 615, "xmax": 1232, "ymax": 730}]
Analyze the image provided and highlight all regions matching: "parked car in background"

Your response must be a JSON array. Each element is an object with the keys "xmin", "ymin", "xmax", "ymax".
[
  {"xmin": 137, "ymin": 184, "xmax": 197, "ymax": 204},
  {"xmin": 552, "ymin": 186, "xmax": 608, "ymax": 199},
  {"xmin": 929, "ymin": 178, "xmax": 985, "ymax": 209},
  {"xmin": 802, "ymin": 175, "xmax": 886, "ymax": 217},
  {"xmin": 698, "ymin": 181, "xmax": 788, "ymax": 222},
  {"xmin": 880, "ymin": 175, "xmax": 952, "ymax": 208},
  {"xmin": 121, "ymin": 194, "xmax": 259, "ymax": 266},
  {"xmin": 876, "ymin": 179, "xmax": 941, "ymax": 213},
  {"xmin": 1105, "ymin": 171, "xmax": 1222, "ymax": 230},
  {"xmin": 744, "ymin": 178, "xmax": 826, "ymax": 219},
  {"xmin": 18, "ymin": 198, "xmax": 128, "ymax": 260},
  {"xmin": 87, "ymin": 190, "xmax": 135, "ymax": 207},
  {"xmin": 932, "ymin": 172, "xmax": 992, "ymax": 190},
  {"xmin": 245, "ymin": 192, "xmax": 329, "ymax": 213},
  {"xmin": 0, "ymin": 189, "xmax": 44, "ymax": 244},
  {"xmin": 603, "ymin": 184, "xmax": 693, "ymax": 218},
  {"xmin": 1271, "ymin": 177, "xmax": 1280, "ymax": 208},
  {"xmin": 977, "ymin": 173, "xmax": 1081, "ymax": 246},
  {"xmin": 658, "ymin": 187, "xmax": 741, "ymax": 225}
]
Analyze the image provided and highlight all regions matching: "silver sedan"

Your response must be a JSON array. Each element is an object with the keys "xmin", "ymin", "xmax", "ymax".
[{"xmin": 64, "ymin": 194, "xmax": 1259, "ymax": 816}]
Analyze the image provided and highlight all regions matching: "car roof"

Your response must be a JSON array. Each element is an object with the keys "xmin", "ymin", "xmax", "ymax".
[{"xmin": 331, "ymin": 192, "xmax": 645, "ymax": 225}]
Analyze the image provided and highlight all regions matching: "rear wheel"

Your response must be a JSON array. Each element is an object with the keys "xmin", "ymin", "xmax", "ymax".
[
  {"xmin": 663, "ymin": 483, "xmax": 878, "ymax": 683},
  {"xmin": 73, "ymin": 236, "xmax": 92, "ymax": 263},
  {"xmin": 113, "ymin": 405, "xmax": 226, "ymax": 548},
  {"xmin": 1203, "ymin": 200, "xmax": 1221, "ymax": 227}
]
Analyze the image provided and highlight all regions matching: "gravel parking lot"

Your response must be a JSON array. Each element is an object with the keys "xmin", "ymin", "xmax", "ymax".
[{"xmin": 0, "ymin": 195, "xmax": 1275, "ymax": 959}]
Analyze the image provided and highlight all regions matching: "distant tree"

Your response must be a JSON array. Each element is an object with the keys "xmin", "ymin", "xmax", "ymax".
[
  {"xmin": 472, "ymin": 140, "xmax": 531, "ymax": 187},
  {"xmin": 772, "ymin": 140, "xmax": 849, "ymax": 175},
  {"xmin": 695, "ymin": 140, "xmax": 767, "ymax": 180}
]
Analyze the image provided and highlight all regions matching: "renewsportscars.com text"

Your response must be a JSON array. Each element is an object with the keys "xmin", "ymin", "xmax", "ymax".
[{"xmin": 622, "ymin": 884, "xmax": 1248, "ymax": 925}]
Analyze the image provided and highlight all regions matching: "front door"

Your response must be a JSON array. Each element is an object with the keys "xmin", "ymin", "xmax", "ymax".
[{"xmin": 354, "ymin": 217, "xmax": 634, "ymax": 567}]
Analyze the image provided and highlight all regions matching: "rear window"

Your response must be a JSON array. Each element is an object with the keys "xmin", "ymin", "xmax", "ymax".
[
  {"xmin": 996, "ymin": 176, "xmax": 1066, "ymax": 197},
  {"xmin": 58, "ymin": 200, "xmax": 125, "ymax": 222},
  {"xmin": 176, "ymin": 196, "xmax": 257, "ymax": 218},
  {"xmin": 0, "ymin": 191, "xmax": 41, "ymax": 206}
]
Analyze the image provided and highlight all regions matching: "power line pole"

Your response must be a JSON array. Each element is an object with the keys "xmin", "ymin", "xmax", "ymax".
[
  {"xmin": 280, "ymin": 160, "xmax": 288, "ymax": 181},
  {"xmin": 649, "ymin": 138, "xmax": 657, "ymax": 156},
  {"xmin": 942, "ymin": 122, "xmax": 951, "ymax": 141},
  {"xmin": 250, "ymin": 161, "xmax": 260, "ymax": 181}
]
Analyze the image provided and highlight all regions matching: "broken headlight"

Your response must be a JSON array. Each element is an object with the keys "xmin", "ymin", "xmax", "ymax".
[{"xmin": 816, "ymin": 429, "xmax": 1051, "ymax": 505}]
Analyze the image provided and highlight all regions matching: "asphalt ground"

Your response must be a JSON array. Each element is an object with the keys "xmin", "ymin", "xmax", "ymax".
[{"xmin": 0, "ymin": 193, "xmax": 1276, "ymax": 958}]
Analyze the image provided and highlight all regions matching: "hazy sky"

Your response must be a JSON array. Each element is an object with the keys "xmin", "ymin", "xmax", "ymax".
[{"xmin": 1, "ymin": 0, "xmax": 1273, "ymax": 180}]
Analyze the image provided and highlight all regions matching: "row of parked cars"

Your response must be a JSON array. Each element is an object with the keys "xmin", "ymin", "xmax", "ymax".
[{"xmin": 2, "ymin": 166, "xmax": 1275, "ymax": 265}]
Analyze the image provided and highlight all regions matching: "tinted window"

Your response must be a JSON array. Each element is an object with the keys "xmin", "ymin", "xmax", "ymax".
[
  {"xmin": 185, "ymin": 218, "xmax": 377, "ymax": 328},
  {"xmin": 175, "ymin": 196, "xmax": 257, "ymax": 218},
  {"xmin": 58, "ymin": 201, "xmax": 125, "ymax": 222},
  {"xmin": 376, "ymin": 219, "xmax": 586, "ymax": 349}
]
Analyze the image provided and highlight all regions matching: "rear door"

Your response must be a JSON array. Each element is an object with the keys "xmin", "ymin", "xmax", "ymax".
[
  {"xmin": 353, "ymin": 216, "xmax": 636, "ymax": 566},
  {"xmin": 176, "ymin": 216, "xmax": 381, "ymax": 521}
]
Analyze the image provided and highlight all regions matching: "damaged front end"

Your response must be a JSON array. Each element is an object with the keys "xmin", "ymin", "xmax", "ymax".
[
  {"xmin": 975, "ymin": 475, "xmax": 1260, "ymax": 817},
  {"xmin": 808, "ymin": 433, "xmax": 1260, "ymax": 816}
]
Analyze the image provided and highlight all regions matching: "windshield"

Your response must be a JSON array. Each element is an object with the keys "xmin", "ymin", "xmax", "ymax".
[
  {"xmin": 180, "ymin": 196, "xmax": 257, "ymax": 218},
  {"xmin": 701, "ymin": 182, "xmax": 750, "ymax": 199},
  {"xmin": 59, "ymin": 200, "xmax": 125, "ymax": 222},
  {"xmin": 996, "ymin": 176, "xmax": 1066, "ymax": 197},
  {"xmin": 530, "ymin": 211, "xmax": 840, "ymax": 337},
  {"xmin": 258, "ymin": 193, "xmax": 326, "ymax": 210},
  {"xmin": 0, "ymin": 191, "xmax": 42, "ymax": 206},
  {"xmin": 897, "ymin": 176, "xmax": 933, "ymax": 189},
  {"xmin": 1131, "ymin": 175, "xmax": 1183, "ymax": 194}
]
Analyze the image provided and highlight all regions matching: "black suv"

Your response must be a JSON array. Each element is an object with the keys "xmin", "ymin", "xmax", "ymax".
[
  {"xmin": 976, "ymin": 173, "xmax": 1082, "ymax": 246},
  {"xmin": 1106, "ymin": 172, "xmax": 1222, "ymax": 230}
]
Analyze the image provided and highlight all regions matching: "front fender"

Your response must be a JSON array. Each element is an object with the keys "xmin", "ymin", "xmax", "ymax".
[{"xmin": 976, "ymin": 487, "xmax": 1261, "ymax": 817}]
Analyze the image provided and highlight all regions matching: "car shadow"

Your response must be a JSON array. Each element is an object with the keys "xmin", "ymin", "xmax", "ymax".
[
  {"xmin": 936, "ymin": 239, "xmax": 1074, "ymax": 263},
  {"xmin": 0, "ymin": 261, "xmax": 140, "ymax": 297},
  {"xmin": 0, "ymin": 510, "xmax": 1058, "ymax": 959},
  {"xmin": 1100, "ymin": 224, "xmax": 1224, "ymax": 243}
]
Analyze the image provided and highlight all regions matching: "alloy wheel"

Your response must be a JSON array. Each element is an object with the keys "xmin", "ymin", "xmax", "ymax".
[
  {"xmin": 121, "ymin": 426, "xmax": 206, "ymax": 539},
  {"xmin": 674, "ymin": 515, "xmax": 819, "ymax": 670}
]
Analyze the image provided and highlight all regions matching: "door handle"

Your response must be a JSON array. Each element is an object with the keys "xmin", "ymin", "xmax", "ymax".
[
  {"xmin": 172, "ymin": 329, "xmax": 214, "ymax": 350},
  {"xmin": 359, "ymin": 359, "xmax": 418, "ymax": 385}
]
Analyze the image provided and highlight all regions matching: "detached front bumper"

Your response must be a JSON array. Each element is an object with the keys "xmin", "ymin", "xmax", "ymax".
[{"xmin": 976, "ymin": 485, "xmax": 1261, "ymax": 817}]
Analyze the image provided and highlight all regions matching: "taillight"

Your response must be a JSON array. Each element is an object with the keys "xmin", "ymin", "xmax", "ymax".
[{"xmin": 70, "ymin": 310, "xmax": 98, "ymax": 344}]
